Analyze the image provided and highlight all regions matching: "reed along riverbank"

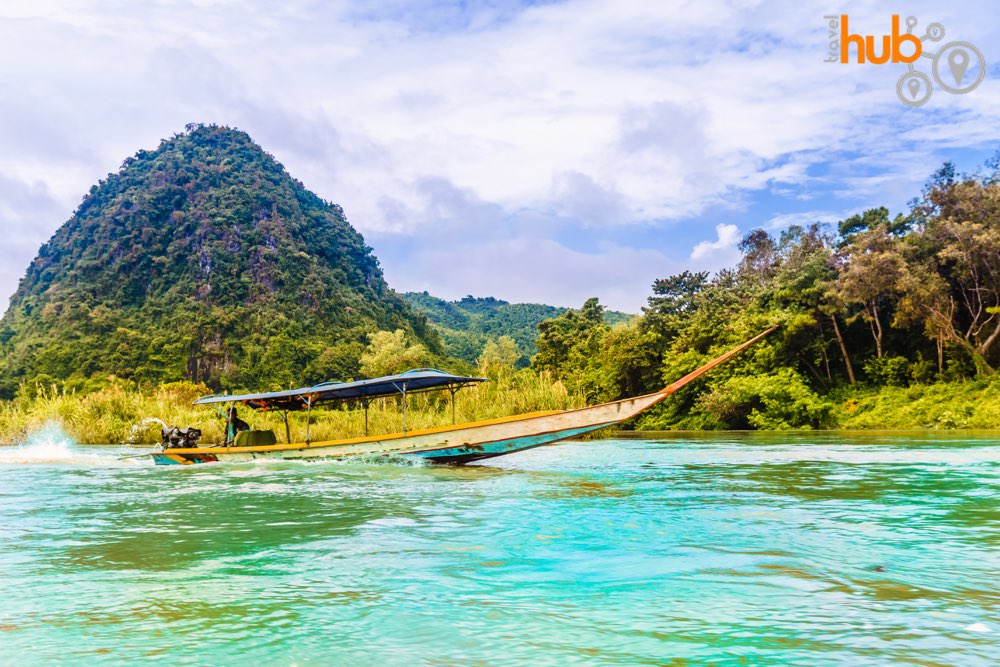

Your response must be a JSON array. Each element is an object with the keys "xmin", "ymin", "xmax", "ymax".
[
  {"xmin": 2, "ymin": 375, "xmax": 1000, "ymax": 446},
  {"xmin": 0, "ymin": 371, "xmax": 584, "ymax": 446}
]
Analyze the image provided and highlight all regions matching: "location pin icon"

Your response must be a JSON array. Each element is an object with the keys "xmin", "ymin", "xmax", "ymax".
[
  {"xmin": 908, "ymin": 78, "xmax": 921, "ymax": 99},
  {"xmin": 948, "ymin": 49, "xmax": 970, "ymax": 85}
]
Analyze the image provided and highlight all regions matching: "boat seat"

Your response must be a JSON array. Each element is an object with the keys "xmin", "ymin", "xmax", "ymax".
[{"xmin": 233, "ymin": 429, "xmax": 277, "ymax": 448}]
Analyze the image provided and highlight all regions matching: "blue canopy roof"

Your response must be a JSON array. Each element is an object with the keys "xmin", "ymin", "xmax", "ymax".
[{"xmin": 192, "ymin": 369, "xmax": 487, "ymax": 411}]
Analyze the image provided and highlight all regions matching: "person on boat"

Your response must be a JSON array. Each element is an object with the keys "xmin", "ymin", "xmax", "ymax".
[{"xmin": 227, "ymin": 406, "xmax": 250, "ymax": 444}]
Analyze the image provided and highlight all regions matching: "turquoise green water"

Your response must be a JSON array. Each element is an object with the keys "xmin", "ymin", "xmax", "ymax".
[{"xmin": 1, "ymin": 429, "xmax": 998, "ymax": 665}]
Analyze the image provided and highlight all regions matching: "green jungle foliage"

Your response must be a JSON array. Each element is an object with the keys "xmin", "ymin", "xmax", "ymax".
[
  {"xmin": 531, "ymin": 157, "xmax": 1000, "ymax": 430},
  {"xmin": 403, "ymin": 292, "xmax": 631, "ymax": 365},
  {"xmin": 0, "ymin": 124, "xmax": 444, "ymax": 397}
]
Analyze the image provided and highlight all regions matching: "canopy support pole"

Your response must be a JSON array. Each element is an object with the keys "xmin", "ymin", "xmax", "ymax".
[
  {"xmin": 363, "ymin": 399, "xmax": 370, "ymax": 437},
  {"xmin": 305, "ymin": 397, "xmax": 313, "ymax": 445},
  {"xmin": 401, "ymin": 382, "xmax": 408, "ymax": 434},
  {"xmin": 449, "ymin": 386, "xmax": 458, "ymax": 424},
  {"xmin": 226, "ymin": 402, "xmax": 233, "ymax": 447},
  {"xmin": 281, "ymin": 411, "xmax": 291, "ymax": 444}
]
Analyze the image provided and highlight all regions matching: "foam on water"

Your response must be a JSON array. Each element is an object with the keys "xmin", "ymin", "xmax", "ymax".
[{"xmin": 0, "ymin": 422, "xmax": 139, "ymax": 466}]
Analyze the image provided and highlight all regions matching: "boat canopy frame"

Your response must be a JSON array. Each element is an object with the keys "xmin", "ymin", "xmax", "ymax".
[{"xmin": 193, "ymin": 369, "xmax": 487, "ymax": 443}]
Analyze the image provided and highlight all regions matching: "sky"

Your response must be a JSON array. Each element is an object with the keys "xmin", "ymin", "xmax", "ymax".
[{"xmin": 1, "ymin": 0, "xmax": 1000, "ymax": 312}]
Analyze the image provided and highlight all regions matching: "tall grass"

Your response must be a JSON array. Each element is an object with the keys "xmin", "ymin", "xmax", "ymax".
[{"xmin": 0, "ymin": 369, "xmax": 585, "ymax": 446}]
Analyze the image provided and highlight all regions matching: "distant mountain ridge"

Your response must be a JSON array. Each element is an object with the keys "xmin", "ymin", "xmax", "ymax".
[
  {"xmin": 0, "ymin": 124, "xmax": 438, "ymax": 396},
  {"xmin": 404, "ymin": 292, "xmax": 632, "ymax": 365}
]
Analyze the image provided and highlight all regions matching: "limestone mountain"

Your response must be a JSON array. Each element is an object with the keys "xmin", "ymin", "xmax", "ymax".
[{"xmin": 0, "ymin": 124, "xmax": 439, "ymax": 397}]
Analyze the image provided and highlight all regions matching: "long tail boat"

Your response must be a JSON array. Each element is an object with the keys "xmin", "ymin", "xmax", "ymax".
[{"xmin": 151, "ymin": 327, "xmax": 775, "ymax": 466}]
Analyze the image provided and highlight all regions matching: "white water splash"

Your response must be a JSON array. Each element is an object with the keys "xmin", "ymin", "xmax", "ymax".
[
  {"xmin": 0, "ymin": 422, "xmax": 138, "ymax": 466},
  {"xmin": 126, "ymin": 417, "xmax": 167, "ymax": 444}
]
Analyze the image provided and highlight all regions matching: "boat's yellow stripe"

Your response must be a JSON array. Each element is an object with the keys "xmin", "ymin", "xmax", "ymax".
[{"xmin": 166, "ymin": 408, "xmax": 567, "ymax": 455}]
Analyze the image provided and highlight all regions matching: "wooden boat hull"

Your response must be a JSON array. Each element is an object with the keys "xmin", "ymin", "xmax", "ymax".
[
  {"xmin": 152, "ymin": 391, "xmax": 662, "ymax": 465},
  {"xmin": 151, "ymin": 327, "xmax": 776, "ymax": 466}
]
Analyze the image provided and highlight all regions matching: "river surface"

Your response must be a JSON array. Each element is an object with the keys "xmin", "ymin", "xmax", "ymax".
[{"xmin": 0, "ymin": 429, "xmax": 998, "ymax": 665}]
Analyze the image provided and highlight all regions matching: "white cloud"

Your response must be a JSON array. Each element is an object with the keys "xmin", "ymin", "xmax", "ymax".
[
  {"xmin": 1, "ymin": 0, "xmax": 1000, "ymax": 309},
  {"xmin": 690, "ymin": 223, "xmax": 740, "ymax": 261}
]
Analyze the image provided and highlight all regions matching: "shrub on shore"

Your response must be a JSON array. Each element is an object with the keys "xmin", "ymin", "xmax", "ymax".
[{"xmin": 836, "ymin": 377, "xmax": 1000, "ymax": 430}]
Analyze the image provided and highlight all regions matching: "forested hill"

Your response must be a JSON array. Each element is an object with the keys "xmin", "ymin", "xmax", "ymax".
[
  {"xmin": 0, "ymin": 124, "xmax": 439, "ymax": 397},
  {"xmin": 403, "ymin": 292, "xmax": 632, "ymax": 365}
]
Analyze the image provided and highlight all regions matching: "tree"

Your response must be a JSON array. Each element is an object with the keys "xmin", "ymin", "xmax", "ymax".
[
  {"xmin": 360, "ymin": 330, "xmax": 431, "ymax": 377},
  {"xmin": 579, "ymin": 297, "xmax": 605, "ymax": 326},
  {"xmin": 589, "ymin": 322, "xmax": 660, "ymax": 399},
  {"xmin": 893, "ymin": 261, "xmax": 955, "ymax": 374},
  {"xmin": 643, "ymin": 270, "xmax": 709, "ymax": 342},
  {"xmin": 738, "ymin": 229, "xmax": 777, "ymax": 286},
  {"xmin": 534, "ymin": 298, "xmax": 608, "ymax": 372},
  {"xmin": 533, "ymin": 298, "xmax": 615, "ymax": 400},
  {"xmin": 821, "ymin": 290, "xmax": 857, "ymax": 385},
  {"xmin": 837, "ymin": 207, "xmax": 911, "ymax": 247},
  {"xmin": 896, "ymin": 179, "xmax": 1000, "ymax": 374},
  {"xmin": 478, "ymin": 336, "xmax": 522, "ymax": 369},
  {"xmin": 771, "ymin": 224, "xmax": 856, "ymax": 385},
  {"xmin": 835, "ymin": 227, "xmax": 905, "ymax": 359}
]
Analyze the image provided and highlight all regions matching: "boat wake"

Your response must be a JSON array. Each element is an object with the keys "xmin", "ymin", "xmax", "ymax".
[{"xmin": 0, "ymin": 423, "xmax": 140, "ymax": 466}]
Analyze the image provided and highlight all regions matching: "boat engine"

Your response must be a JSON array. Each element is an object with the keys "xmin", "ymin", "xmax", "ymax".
[{"xmin": 160, "ymin": 426, "xmax": 202, "ymax": 449}]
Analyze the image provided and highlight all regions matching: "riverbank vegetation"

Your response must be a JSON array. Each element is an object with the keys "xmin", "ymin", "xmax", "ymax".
[
  {"xmin": 530, "ymin": 159, "xmax": 1000, "ymax": 431},
  {"xmin": 0, "ymin": 366, "xmax": 583, "ymax": 446}
]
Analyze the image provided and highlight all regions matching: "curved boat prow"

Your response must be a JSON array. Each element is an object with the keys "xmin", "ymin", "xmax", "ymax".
[
  {"xmin": 659, "ymin": 325, "xmax": 779, "ymax": 396},
  {"xmin": 572, "ymin": 325, "xmax": 780, "ymax": 424}
]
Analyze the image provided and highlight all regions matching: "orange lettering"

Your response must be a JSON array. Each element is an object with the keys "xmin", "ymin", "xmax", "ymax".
[
  {"xmin": 866, "ymin": 35, "xmax": 891, "ymax": 64},
  {"xmin": 892, "ymin": 15, "xmax": 921, "ymax": 62},
  {"xmin": 840, "ymin": 15, "xmax": 866, "ymax": 63}
]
